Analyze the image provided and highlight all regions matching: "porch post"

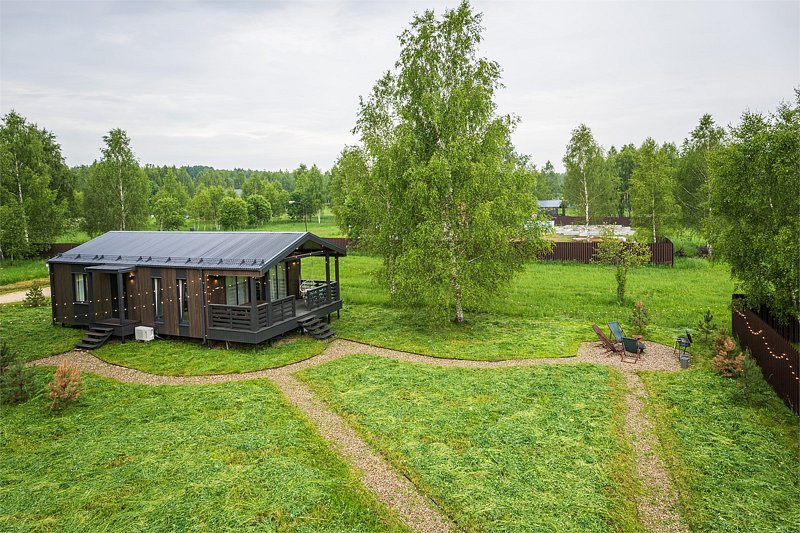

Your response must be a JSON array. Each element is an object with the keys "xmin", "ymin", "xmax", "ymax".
[
  {"xmin": 325, "ymin": 254, "xmax": 331, "ymax": 303},
  {"xmin": 334, "ymin": 256, "xmax": 339, "ymax": 300},
  {"xmin": 249, "ymin": 276, "xmax": 258, "ymax": 330},
  {"xmin": 116, "ymin": 272, "xmax": 125, "ymax": 322},
  {"xmin": 87, "ymin": 270, "xmax": 95, "ymax": 324}
]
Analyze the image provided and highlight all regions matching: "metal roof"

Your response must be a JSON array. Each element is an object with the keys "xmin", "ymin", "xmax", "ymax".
[
  {"xmin": 48, "ymin": 231, "xmax": 346, "ymax": 274},
  {"xmin": 537, "ymin": 199, "xmax": 564, "ymax": 208}
]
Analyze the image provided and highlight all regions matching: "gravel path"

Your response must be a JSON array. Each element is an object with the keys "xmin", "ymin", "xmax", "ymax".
[
  {"xmin": 0, "ymin": 286, "xmax": 51, "ymax": 304},
  {"xmin": 29, "ymin": 338, "xmax": 687, "ymax": 533}
]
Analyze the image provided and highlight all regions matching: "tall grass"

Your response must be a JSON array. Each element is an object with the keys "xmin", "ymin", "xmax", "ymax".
[
  {"xmin": 0, "ymin": 370, "xmax": 405, "ymax": 532},
  {"xmin": 300, "ymin": 355, "xmax": 640, "ymax": 532}
]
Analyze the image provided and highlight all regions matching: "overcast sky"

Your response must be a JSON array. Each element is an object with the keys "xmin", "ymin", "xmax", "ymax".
[{"xmin": 1, "ymin": 0, "xmax": 797, "ymax": 172}]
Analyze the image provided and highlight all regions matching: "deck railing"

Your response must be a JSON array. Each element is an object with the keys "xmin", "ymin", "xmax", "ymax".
[
  {"xmin": 209, "ymin": 295, "xmax": 296, "ymax": 331},
  {"xmin": 302, "ymin": 280, "xmax": 339, "ymax": 310}
]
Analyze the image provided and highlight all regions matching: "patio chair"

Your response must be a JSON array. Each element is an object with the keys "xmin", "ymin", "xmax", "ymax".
[
  {"xmin": 674, "ymin": 329, "xmax": 692, "ymax": 357},
  {"xmin": 621, "ymin": 337, "xmax": 642, "ymax": 363},
  {"xmin": 592, "ymin": 323, "xmax": 624, "ymax": 356},
  {"xmin": 608, "ymin": 321, "xmax": 625, "ymax": 342}
]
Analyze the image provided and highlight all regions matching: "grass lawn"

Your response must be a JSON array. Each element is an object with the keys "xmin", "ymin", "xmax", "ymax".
[
  {"xmin": 305, "ymin": 255, "xmax": 733, "ymax": 360},
  {"xmin": 95, "ymin": 335, "xmax": 326, "ymax": 375},
  {"xmin": 641, "ymin": 369, "xmax": 800, "ymax": 532},
  {"xmin": 0, "ymin": 302, "xmax": 83, "ymax": 361},
  {"xmin": 299, "ymin": 355, "xmax": 639, "ymax": 532},
  {"xmin": 0, "ymin": 259, "xmax": 48, "ymax": 288},
  {"xmin": 0, "ymin": 370, "xmax": 405, "ymax": 532}
]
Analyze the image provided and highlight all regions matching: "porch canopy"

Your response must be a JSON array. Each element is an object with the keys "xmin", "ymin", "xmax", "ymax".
[{"xmin": 84, "ymin": 264, "xmax": 137, "ymax": 273}]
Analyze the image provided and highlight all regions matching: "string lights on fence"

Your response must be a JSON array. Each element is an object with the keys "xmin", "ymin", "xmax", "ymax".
[{"xmin": 734, "ymin": 309, "xmax": 799, "ymax": 383}]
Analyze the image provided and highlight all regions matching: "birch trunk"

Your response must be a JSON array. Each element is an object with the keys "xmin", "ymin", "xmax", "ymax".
[{"xmin": 14, "ymin": 157, "xmax": 30, "ymax": 243}]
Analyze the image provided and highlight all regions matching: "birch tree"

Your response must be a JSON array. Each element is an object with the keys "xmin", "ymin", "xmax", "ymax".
[
  {"xmin": 562, "ymin": 124, "xmax": 617, "ymax": 234},
  {"xmin": 83, "ymin": 129, "xmax": 149, "ymax": 234},
  {"xmin": 630, "ymin": 138, "xmax": 677, "ymax": 243},
  {"xmin": 352, "ymin": 1, "xmax": 548, "ymax": 323}
]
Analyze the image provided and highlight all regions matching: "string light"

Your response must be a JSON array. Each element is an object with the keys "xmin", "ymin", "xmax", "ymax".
[{"xmin": 734, "ymin": 309, "xmax": 799, "ymax": 383}]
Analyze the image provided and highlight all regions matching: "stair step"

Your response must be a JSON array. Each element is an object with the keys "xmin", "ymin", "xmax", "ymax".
[
  {"xmin": 314, "ymin": 330, "xmax": 336, "ymax": 340},
  {"xmin": 93, "ymin": 327, "xmax": 114, "ymax": 333},
  {"xmin": 87, "ymin": 331, "xmax": 111, "ymax": 338},
  {"xmin": 76, "ymin": 342, "xmax": 101, "ymax": 349}
]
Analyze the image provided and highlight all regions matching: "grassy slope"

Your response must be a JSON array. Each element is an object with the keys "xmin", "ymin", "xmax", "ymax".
[
  {"xmin": 94, "ymin": 335, "xmax": 326, "ymax": 375},
  {"xmin": 641, "ymin": 369, "xmax": 800, "ymax": 532},
  {"xmin": 0, "ymin": 303, "xmax": 83, "ymax": 361},
  {"xmin": 299, "ymin": 355, "xmax": 640, "ymax": 532},
  {"xmin": 0, "ymin": 370, "xmax": 405, "ymax": 532},
  {"xmin": 305, "ymin": 256, "xmax": 733, "ymax": 360},
  {"xmin": 0, "ymin": 259, "xmax": 49, "ymax": 288}
]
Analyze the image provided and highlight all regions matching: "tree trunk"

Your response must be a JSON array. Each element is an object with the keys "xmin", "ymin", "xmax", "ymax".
[
  {"xmin": 583, "ymin": 176, "xmax": 590, "ymax": 237},
  {"xmin": 117, "ymin": 161, "xmax": 126, "ymax": 231},
  {"xmin": 444, "ymin": 218, "xmax": 464, "ymax": 324},
  {"xmin": 317, "ymin": 210, "xmax": 321, "ymax": 224},
  {"xmin": 14, "ymin": 158, "xmax": 29, "ymax": 244}
]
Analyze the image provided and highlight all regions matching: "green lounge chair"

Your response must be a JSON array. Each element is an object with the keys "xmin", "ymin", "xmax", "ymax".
[
  {"xmin": 622, "ymin": 337, "xmax": 642, "ymax": 363},
  {"xmin": 608, "ymin": 321, "xmax": 625, "ymax": 342}
]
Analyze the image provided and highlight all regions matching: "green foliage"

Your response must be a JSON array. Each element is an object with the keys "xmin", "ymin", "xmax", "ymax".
[
  {"xmin": 536, "ymin": 160, "xmax": 562, "ymax": 199},
  {"xmin": 0, "ymin": 370, "xmax": 405, "ymax": 531},
  {"xmin": 218, "ymin": 196, "xmax": 248, "ymax": 230},
  {"xmin": 562, "ymin": 124, "xmax": 618, "ymax": 228},
  {"xmin": 94, "ymin": 336, "xmax": 324, "ymax": 375},
  {"xmin": 47, "ymin": 359, "xmax": 84, "ymax": 411},
  {"xmin": 696, "ymin": 308, "xmax": 715, "ymax": 341},
  {"xmin": 0, "ymin": 111, "xmax": 69, "ymax": 259},
  {"xmin": 300, "ymin": 356, "xmax": 639, "ymax": 532},
  {"xmin": 82, "ymin": 129, "xmax": 150, "ymax": 234},
  {"xmin": 630, "ymin": 299, "xmax": 649, "ymax": 335},
  {"xmin": 708, "ymin": 93, "xmax": 800, "ymax": 320},
  {"xmin": 152, "ymin": 195, "xmax": 184, "ymax": 231},
  {"xmin": 23, "ymin": 281, "xmax": 46, "ymax": 307},
  {"xmin": 291, "ymin": 164, "xmax": 326, "ymax": 225},
  {"xmin": 593, "ymin": 231, "xmax": 651, "ymax": 302},
  {"xmin": 675, "ymin": 114, "xmax": 725, "ymax": 234},
  {"xmin": 352, "ymin": 1, "xmax": 549, "ymax": 323},
  {"xmin": 245, "ymin": 194, "xmax": 272, "ymax": 225},
  {"xmin": 641, "ymin": 369, "xmax": 799, "ymax": 532},
  {"xmin": 329, "ymin": 146, "xmax": 371, "ymax": 240},
  {"xmin": 304, "ymin": 254, "xmax": 734, "ymax": 359},
  {"xmin": 0, "ymin": 342, "xmax": 35, "ymax": 405},
  {"xmin": 606, "ymin": 144, "xmax": 637, "ymax": 217},
  {"xmin": 630, "ymin": 138, "xmax": 678, "ymax": 243},
  {"xmin": 0, "ymin": 303, "xmax": 84, "ymax": 362},
  {"xmin": 0, "ymin": 259, "xmax": 48, "ymax": 287}
]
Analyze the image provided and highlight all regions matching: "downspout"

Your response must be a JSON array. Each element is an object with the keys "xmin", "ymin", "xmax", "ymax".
[{"xmin": 49, "ymin": 263, "xmax": 56, "ymax": 325}]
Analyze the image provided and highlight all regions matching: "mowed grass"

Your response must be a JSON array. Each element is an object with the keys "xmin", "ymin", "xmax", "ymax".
[
  {"xmin": 641, "ymin": 369, "xmax": 800, "ymax": 532},
  {"xmin": 299, "ymin": 355, "xmax": 640, "ymax": 532},
  {"xmin": 0, "ymin": 303, "xmax": 83, "ymax": 361},
  {"xmin": 0, "ymin": 369, "xmax": 405, "ymax": 532},
  {"xmin": 95, "ymin": 335, "xmax": 326, "ymax": 375},
  {"xmin": 305, "ymin": 255, "xmax": 733, "ymax": 360},
  {"xmin": 0, "ymin": 259, "xmax": 48, "ymax": 288}
]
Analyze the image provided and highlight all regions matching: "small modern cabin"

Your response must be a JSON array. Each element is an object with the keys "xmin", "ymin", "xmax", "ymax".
[{"xmin": 47, "ymin": 231, "xmax": 345, "ymax": 344}]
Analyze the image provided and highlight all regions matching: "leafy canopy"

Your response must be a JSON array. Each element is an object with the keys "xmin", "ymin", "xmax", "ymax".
[{"xmin": 351, "ymin": 0, "xmax": 548, "ymax": 323}]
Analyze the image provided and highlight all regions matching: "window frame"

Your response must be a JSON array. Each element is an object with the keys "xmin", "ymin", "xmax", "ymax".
[
  {"xmin": 177, "ymin": 278, "xmax": 189, "ymax": 325},
  {"xmin": 153, "ymin": 277, "xmax": 164, "ymax": 323},
  {"xmin": 73, "ymin": 273, "xmax": 88, "ymax": 304}
]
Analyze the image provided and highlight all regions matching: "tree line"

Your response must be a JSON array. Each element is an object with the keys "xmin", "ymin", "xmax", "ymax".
[{"xmin": 0, "ymin": 116, "xmax": 333, "ymax": 258}]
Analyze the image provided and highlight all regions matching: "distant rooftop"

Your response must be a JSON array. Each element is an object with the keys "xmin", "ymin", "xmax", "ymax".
[
  {"xmin": 48, "ymin": 231, "xmax": 345, "ymax": 274},
  {"xmin": 537, "ymin": 199, "xmax": 564, "ymax": 209}
]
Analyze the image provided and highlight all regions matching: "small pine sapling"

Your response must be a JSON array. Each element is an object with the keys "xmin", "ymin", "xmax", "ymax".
[
  {"xmin": 24, "ymin": 281, "xmax": 47, "ymax": 307},
  {"xmin": 0, "ymin": 343, "xmax": 34, "ymax": 405},
  {"xmin": 630, "ymin": 300, "xmax": 650, "ymax": 336},
  {"xmin": 711, "ymin": 334, "xmax": 743, "ymax": 378},
  {"xmin": 696, "ymin": 309, "xmax": 716, "ymax": 341},
  {"xmin": 47, "ymin": 360, "xmax": 84, "ymax": 411}
]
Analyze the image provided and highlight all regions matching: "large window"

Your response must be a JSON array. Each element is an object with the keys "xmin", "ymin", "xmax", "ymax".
[
  {"xmin": 73, "ymin": 273, "xmax": 88, "ymax": 303},
  {"xmin": 153, "ymin": 277, "xmax": 163, "ymax": 322},
  {"xmin": 178, "ymin": 279, "xmax": 189, "ymax": 324},
  {"xmin": 225, "ymin": 276, "xmax": 249, "ymax": 305},
  {"xmin": 273, "ymin": 264, "xmax": 286, "ymax": 300}
]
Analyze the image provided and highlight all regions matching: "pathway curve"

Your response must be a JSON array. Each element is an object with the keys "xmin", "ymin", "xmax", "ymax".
[
  {"xmin": 29, "ymin": 338, "xmax": 687, "ymax": 533},
  {"xmin": 0, "ymin": 286, "xmax": 51, "ymax": 304}
]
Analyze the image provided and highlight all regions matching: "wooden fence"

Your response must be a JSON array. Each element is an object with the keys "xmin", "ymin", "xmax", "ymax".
[
  {"xmin": 537, "ymin": 239, "xmax": 673, "ymax": 266},
  {"xmin": 552, "ymin": 216, "xmax": 631, "ymax": 226},
  {"xmin": 732, "ymin": 296, "xmax": 800, "ymax": 414}
]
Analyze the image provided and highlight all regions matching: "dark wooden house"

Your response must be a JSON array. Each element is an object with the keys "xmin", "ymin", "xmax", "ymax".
[{"xmin": 48, "ymin": 231, "xmax": 345, "ymax": 347}]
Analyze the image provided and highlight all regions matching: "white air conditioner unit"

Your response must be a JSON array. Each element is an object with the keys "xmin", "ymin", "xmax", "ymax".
[{"xmin": 135, "ymin": 326, "xmax": 155, "ymax": 342}]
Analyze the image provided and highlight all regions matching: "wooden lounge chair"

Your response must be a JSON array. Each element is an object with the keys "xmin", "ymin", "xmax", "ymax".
[
  {"xmin": 608, "ymin": 321, "xmax": 625, "ymax": 342},
  {"xmin": 593, "ymin": 323, "xmax": 624, "ymax": 356},
  {"xmin": 621, "ymin": 337, "xmax": 642, "ymax": 363}
]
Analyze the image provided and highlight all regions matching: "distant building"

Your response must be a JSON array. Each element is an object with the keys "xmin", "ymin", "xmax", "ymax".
[{"xmin": 537, "ymin": 199, "xmax": 566, "ymax": 217}]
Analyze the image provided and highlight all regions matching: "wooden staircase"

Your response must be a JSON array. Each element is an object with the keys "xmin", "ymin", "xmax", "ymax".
[
  {"xmin": 298, "ymin": 316, "xmax": 336, "ymax": 341},
  {"xmin": 76, "ymin": 326, "xmax": 114, "ymax": 350}
]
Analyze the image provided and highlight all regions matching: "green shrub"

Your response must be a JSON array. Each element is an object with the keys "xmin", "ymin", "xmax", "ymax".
[
  {"xmin": 24, "ymin": 281, "xmax": 47, "ymax": 307},
  {"xmin": 0, "ymin": 343, "xmax": 35, "ymax": 405},
  {"xmin": 630, "ymin": 300, "xmax": 649, "ymax": 335},
  {"xmin": 695, "ymin": 308, "xmax": 715, "ymax": 341}
]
